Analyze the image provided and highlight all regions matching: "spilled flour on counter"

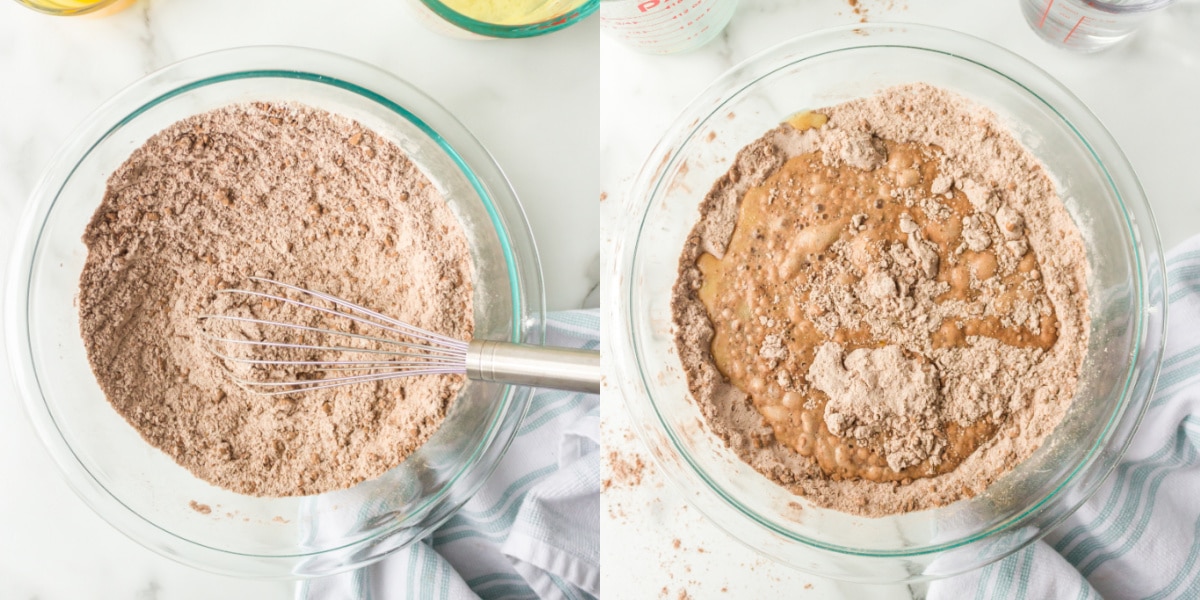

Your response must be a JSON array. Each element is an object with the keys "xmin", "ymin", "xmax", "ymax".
[
  {"xmin": 671, "ymin": 83, "xmax": 1090, "ymax": 516},
  {"xmin": 79, "ymin": 102, "xmax": 474, "ymax": 497}
]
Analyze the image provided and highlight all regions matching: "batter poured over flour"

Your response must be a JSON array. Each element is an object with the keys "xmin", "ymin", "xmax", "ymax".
[
  {"xmin": 79, "ymin": 102, "xmax": 473, "ymax": 497},
  {"xmin": 672, "ymin": 84, "xmax": 1090, "ymax": 516}
]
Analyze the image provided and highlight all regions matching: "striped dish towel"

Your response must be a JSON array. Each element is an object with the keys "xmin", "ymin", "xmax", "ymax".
[
  {"xmin": 300, "ymin": 310, "xmax": 600, "ymax": 600},
  {"xmin": 929, "ymin": 238, "xmax": 1200, "ymax": 599}
]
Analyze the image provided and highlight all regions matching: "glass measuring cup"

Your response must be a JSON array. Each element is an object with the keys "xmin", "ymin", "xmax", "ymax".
[
  {"xmin": 1019, "ymin": 0, "xmax": 1176, "ymax": 52},
  {"xmin": 600, "ymin": 0, "xmax": 738, "ymax": 54}
]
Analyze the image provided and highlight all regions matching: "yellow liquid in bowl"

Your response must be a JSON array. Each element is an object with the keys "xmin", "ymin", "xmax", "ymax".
[
  {"xmin": 16, "ymin": 0, "xmax": 133, "ymax": 15},
  {"xmin": 438, "ymin": 0, "xmax": 582, "ymax": 25}
]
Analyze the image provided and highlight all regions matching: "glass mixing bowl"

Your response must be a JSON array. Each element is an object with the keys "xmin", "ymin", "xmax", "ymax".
[
  {"xmin": 411, "ymin": 0, "xmax": 596, "ymax": 38},
  {"xmin": 608, "ymin": 24, "xmax": 1166, "ymax": 582},
  {"xmin": 4, "ymin": 46, "xmax": 545, "ymax": 578}
]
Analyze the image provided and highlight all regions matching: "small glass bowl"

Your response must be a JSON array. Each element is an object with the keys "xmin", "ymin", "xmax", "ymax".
[
  {"xmin": 5, "ymin": 46, "xmax": 545, "ymax": 578},
  {"xmin": 411, "ymin": 0, "xmax": 596, "ymax": 38},
  {"xmin": 10, "ymin": 0, "xmax": 127, "ymax": 16},
  {"xmin": 607, "ymin": 24, "xmax": 1166, "ymax": 582}
]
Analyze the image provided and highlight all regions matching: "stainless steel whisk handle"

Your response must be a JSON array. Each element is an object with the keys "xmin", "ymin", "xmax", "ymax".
[{"xmin": 466, "ymin": 340, "xmax": 600, "ymax": 395}]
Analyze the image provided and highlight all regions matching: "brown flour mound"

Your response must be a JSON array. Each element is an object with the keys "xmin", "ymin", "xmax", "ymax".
[
  {"xmin": 79, "ymin": 102, "xmax": 474, "ymax": 497},
  {"xmin": 671, "ymin": 84, "xmax": 1090, "ymax": 516}
]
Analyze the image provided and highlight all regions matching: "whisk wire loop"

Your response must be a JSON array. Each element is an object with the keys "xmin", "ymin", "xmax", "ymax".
[
  {"xmin": 199, "ymin": 278, "xmax": 470, "ymax": 395},
  {"xmin": 199, "ymin": 278, "xmax": 601, "ymax": 395}
]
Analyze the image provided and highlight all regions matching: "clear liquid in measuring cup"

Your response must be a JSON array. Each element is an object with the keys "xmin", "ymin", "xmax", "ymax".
[
  {"xmin": 1019, "ymin": 0, "xmax": 1175, "ymax": 52},
  {"xmin": 600, "ymin": 0, "xmax": 738, "ymax": 55}
]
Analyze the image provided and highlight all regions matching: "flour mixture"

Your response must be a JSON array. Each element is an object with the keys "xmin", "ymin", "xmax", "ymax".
[
  {"xmin": 672, "ymin": 84, "xmax": 1090, "ymax": 515},
  {"xmin": 79, "ymin": 102, "xmax": 474, "ymax": 497}
]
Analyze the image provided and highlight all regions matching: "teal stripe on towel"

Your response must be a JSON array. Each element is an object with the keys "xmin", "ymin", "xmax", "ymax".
[
  {"xmin": 421, "ymin": 548, "xmax": 438, "ymax": 600},
  {"xmin": 1152, "ymin": 354, "xmax": 1200, "ymax": 398},
  {"xmin": 972, "ymin": 563, "xmax": 997, "ymax": 600},
  {"xmin": 548, "ymin": 311, "xmax": 601, "ymax": 332},
  {"xmin": 519, "ymin": 398, "xmax": 587, "ymax": 436},
  {"xmin": 973, "ymin": 533, "xmax": 1025, "ymax": 600},
  {"xmin": 446, "ymin": 464, "xmax": 557, "ymax": 523},
  {"xmin": 1013, "ymin": 546, "xmax": 1037, "ymax": 599},
  {"xmin": 1054, "ymin": 434, "xmax": 1179, "ymax": 556},
  {"xmin": 433, "ymin": 480, "xmax": 556, "ymax": 544},
  {"xmin": 1145, "ymin": 512, "xmax": 1200, "ymax": 600},
  {"xmin": 1170, "ymin": 281, "xmax": 1200, "ymax": 304},
  {"xmin": 1077, "ymin": 420, "xmax": 1200, "ymax": 576},
  {"xmin": 1164, "ymin": 343, "xmax": 1200, "ymax": 370},
  {"xmin": 480, "ymin": 584, "xmax": 539, "ymax": 600},
  {"xmin": 466, "ymin": 573, "xmax": 527, "ymax": 588},
  {"xmin": 436, "ymin": 560, "xmax": 448, "ymax": 600},
  {"xmin": 1168, "ymin": 249, "xmax": 1200, "ymax": 266},
  {"xmin": 1064, "ymin": 418, "xmax": 1200, "ymax": 569},
  {"xmin": 406, "ymin": 543, "xmax": 419, "ymax": 599},
  {"xmin": 992, "ymin": 542, "xmax": 1022, "ymax": 599},
  {"xmin": 354, "ymin": 568, "xmax": 368, "ymax": 600},
  {"xmin": 548, "ymin": 573, "xmax": 581, "ymax": 600},
  {"xmin": 488, "ymin": 590, "xmax": 539, "ymax": 600}
]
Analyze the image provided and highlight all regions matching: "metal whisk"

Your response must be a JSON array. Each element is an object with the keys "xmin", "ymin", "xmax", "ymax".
[{"xmin": 198, "ymin": 278, "xmax": 600, "ymax": 395}]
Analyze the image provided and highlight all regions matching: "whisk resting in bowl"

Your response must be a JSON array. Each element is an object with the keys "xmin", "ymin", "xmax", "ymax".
[{"xmin": 198, "ymin": 278, "xmax": 600, "ymax": 395}]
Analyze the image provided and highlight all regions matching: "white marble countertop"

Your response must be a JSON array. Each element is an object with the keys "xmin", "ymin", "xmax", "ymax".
[
  {"xmin": 600, "ymin": 0, "xmax": 1200, "ymax": 598},
  {"xmin": 0, "ymin": 1, "xmax": 596, "ymax": 598}
]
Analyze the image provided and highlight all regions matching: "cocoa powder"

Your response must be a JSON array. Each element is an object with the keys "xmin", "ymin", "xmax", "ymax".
[{"xmin": 79, "ymin": 102, "xmax": 474, "ymax": 497}]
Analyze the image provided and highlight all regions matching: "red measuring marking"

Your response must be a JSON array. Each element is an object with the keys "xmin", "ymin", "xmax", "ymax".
[
  {"xmin": 1063, "ymin": 15, "xmax": 1086, "ymax": 42},
  {"xmin": 1038, "ymin": 0, "xmax": 1055, "ymax": 27}
]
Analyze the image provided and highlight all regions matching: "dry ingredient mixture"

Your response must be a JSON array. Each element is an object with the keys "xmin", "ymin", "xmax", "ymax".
[
  {"xmin": 79, "ymin": 102, "xmax": 474, "ymax": 497},
  {"xmin": 672, "ymin": 83, "xmax": 1090, "ymax": 516}
]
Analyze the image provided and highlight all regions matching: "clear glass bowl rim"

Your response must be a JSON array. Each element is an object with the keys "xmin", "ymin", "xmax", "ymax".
[
  {"xmin": 4, "ymin": 45, "xmax": 546, "ymax": 572},
  {"xmin": 611, "ymin": 22, "xmax": 1166, "ymax": 562}
]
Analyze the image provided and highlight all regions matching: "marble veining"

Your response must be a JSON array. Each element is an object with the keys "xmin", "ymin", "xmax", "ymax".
[{"xmin": 137, "ymin": 2, "xmax": 169, "ymax": 73}]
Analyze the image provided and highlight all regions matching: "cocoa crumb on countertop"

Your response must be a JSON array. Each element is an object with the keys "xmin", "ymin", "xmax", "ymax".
[{"xmin": 604, "ymin": 450, "xmax": 646, "ymax": 489}]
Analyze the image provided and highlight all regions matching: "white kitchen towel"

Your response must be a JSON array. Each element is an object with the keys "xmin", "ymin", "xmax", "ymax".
[
  {"xmin": 300, "ymin": 310, "xmax": 600, "ymax": 600},
  {"xmin": 929, "ymin": 238, "xmax": 1200, "ymax": 599}
]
